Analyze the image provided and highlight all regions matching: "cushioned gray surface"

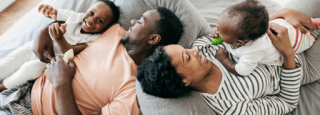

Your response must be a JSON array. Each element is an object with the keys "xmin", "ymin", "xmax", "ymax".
[
  {"xmin": 114, "ymin": 0, "xmax": 211, "ymax": 48},
  {"xmin": 136, "ymin": 80, "xmax": 217, "ymax": 115},
  {"xmin": 189, "ymin": 0, "xmax": 281, "ymax": 29},
  {"xmin": 283, "ymin": 1, "xmax": 320, "ymax": 115}
]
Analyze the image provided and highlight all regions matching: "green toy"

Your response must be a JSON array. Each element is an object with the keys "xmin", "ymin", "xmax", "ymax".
[{"xmin": 212, "ymin": 34, "xmax": 223, "ymax": 45}]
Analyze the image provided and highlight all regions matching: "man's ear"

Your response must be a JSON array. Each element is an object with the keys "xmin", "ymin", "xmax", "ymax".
[
  {"xmin": 148, "ymin": 34, "xmax": 161, "ymax": 45},
  {"xmin": 182, "ymin": 79, "xmax": 191, "ymax": 87},
  {"xmin": 236, "ymin": 40, "xmax": 246, "ymax": 47}
]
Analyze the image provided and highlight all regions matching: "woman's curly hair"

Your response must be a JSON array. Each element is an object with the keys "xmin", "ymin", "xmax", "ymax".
[{"xmin": 137, "ymin": 46, "xmax": 192, "ymax": 98}]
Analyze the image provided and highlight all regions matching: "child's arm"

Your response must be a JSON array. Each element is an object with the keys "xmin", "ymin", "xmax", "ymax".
[
  {"xmin": 49, "ymin": 23, "xmax": 88, "ymax": 55},
  {"xmin": 216, "ymin": 48, "xmax": 241, "ymax": 76},
  {"xmin": 38, "ymin": 4, "xmax": 83, "ymax": 22},
  {"xmin": 216, "ymin": 48, "xmax": 265, "ymax": 76},
  {"xmin": 38, "ymin": 4, "xmax": 58, "ymax": 20}
]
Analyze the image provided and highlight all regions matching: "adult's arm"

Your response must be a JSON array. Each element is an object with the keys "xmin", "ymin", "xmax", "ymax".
[
  {"xmin": 33, "ymin": 21, "xmax": 64, "ymax": 63},
  {"xmin": 269, "ymin": 8, "xmax": 315, "ymax": 33},
  {"xmin": 45, "ymin": 56, "xmax": 82, "ymax": 115}
]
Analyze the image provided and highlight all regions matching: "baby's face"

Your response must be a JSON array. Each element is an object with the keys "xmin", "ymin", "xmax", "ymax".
[
  {"xmin": 82, "ymin": 1, "xmax": 113, "ymax": 33},
  {"xmin": 217, "ymin": 13, "xmax": 239, "ymax": 45}
]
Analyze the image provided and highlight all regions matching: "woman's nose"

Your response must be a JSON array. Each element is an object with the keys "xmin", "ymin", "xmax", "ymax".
[
  {"xmin": 131, "ymin": 20, "xmax": 138, "ymax": 26},
  {"xmin": 187, "ymin": 48, "xmax": 199, "ymax": 56}
]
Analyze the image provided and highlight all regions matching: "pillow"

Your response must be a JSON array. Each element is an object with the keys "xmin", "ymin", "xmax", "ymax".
[
  {"xmin": 136, "ymin": 79, "xmax": 217, "ymax": 115},
  {"xmin": 189, "ymin": 0, "xmax": 281, "ymax": 29},
  {"xmin": 0, "ymin": 0, "xmax": 98, "ymax": 58},
  {"xmin": 114, "ymin": 0, "xmax": 211, "ymax": 48}
]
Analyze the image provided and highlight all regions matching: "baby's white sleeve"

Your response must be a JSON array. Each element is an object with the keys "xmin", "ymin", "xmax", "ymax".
[
  {"xmin": 57, "ymin": 9, "xmax": 74, "ymax": 21},
  {"xmin": 57, "ymin": 9, "xmax": 84, "ymax": 22},
  {"xmin": 235, "ymin": 52, "xmax": 265, "ymax": 76}
]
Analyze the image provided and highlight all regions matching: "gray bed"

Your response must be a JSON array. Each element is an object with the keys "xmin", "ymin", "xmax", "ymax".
[{"xmin": 0, "ymin": 0, "xmax": 319, "ymax": 114}]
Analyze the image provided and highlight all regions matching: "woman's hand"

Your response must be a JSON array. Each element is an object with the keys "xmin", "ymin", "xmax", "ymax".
[
  {"xmin": 216, "ymin": 48, "xmax": 229, "ymax": 61},
  {"xmin": 267, "ymin": 23, "xmax": 296, "ymax": 69},
  {"xmin": 49, "ymin": 23, "xmax": 67, "ymax": 41},
  {"xmin": 45, "ymin": 56, "xmax": 76, "ymax": 87},
  {"xmin": 38, "ymin": 4, "xmax": 58, "ymax": 20},
  {"xmin": 269, "ymin": 8, "xmax": 315, "ymax": 33},
  {"xmin": 267, "ymin": 23, "xmax": 294, "ymax": 55}
]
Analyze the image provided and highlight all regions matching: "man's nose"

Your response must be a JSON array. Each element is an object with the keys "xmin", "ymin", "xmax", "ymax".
[{"xmin": 131, "ymin": 20, "xmax": 138, "ymax": 26}]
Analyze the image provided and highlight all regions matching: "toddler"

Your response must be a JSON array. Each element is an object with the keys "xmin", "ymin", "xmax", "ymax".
[
  {"xmin": 212, "ymin": 0, "xmax": 320, "ymax": 76},
  {"xmin": 0, "ymin": 0, "xmax": 120, "ymax": 91}
]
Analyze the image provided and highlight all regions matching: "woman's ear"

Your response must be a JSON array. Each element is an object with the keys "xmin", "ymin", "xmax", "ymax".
[
  {"xmin": 148, "ymin": 34, "xmax": 161, "ymax": 45},
  {"xmin": 183, "ymin": 79, "xmax": 191, "ymax": 87},
  {"xmin": 236, "ymin": 40, "xmax": 246, "ymax": 47}
]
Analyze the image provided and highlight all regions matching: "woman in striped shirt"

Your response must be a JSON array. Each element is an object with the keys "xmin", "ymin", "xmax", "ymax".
[{"xmin": 137, "ymin": 9, "xmax": 320, "ymax": 114}]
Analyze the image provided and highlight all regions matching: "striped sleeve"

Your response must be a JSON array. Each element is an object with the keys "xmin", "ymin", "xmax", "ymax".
[
  {"xmin": 192, "ymin": 35, "xmax": 214, "ymax": 47},
  {"xmin": 192, "ymin": 35, "xmax": 228, "ymax": 52},
  {"xmin": 224, "ymin": 66, "xmax": 301, "ymax": 115}
]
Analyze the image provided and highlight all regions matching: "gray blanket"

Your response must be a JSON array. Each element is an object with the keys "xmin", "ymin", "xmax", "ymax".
[{"xmin": 0, "ymin": 81, "xmax": 34, "ymax": 115}]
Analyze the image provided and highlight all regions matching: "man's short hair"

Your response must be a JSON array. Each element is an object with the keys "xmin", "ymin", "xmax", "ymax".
[
  {"xmin": 227, "ymin": 0, "xmax": 269, "ymax": 40},
  {"xmin": 154, "ymin": 7, "xmax": 184, "ymax": 46},
  {"xmin": 137, "ymin": 47, "xmax": 192, "ymax": 98}
]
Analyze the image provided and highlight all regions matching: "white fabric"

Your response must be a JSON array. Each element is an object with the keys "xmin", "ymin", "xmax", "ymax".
[
  {"xmin": 56, "ymin": 9, "xmax": 100, "ymax": 46},
  {"xmin": 230, "ymin": 34, "xmax": 282, "ymax": 76},
  {"xmin": 0, "ymin": 41, "xmax": 46, "ymax": 88}
]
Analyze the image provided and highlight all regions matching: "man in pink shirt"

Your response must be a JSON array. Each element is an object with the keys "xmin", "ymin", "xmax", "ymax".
[{"xmin": 30, "ymin": 7, "xmax": 183, "ymax": 115}]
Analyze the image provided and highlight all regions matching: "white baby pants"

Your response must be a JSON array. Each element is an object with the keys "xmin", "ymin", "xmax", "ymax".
[{"xmin": 0, "ymin": 41, "xmax": 46, "ymax": 88}]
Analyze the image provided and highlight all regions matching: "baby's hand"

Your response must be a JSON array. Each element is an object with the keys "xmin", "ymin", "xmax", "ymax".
[
  {"xmin": 49, "ymin": 23, "xmax": 67, "ymax": 40},
  {"xmin": 38, "ymin": 4, "xmax": 57, "ymax": 20},
  {"xmin": 216, "ymin": 48, "xmax": 229, "ymax": 62},
  {"xmin": 211, "ymin": 27, "xmax": 220, "ymax": 38}
]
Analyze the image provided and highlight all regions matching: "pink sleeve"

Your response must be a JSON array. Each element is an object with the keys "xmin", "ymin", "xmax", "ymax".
[{"xmin": 101, "ymin": 87, "xmax": 141, "ymax": 115}]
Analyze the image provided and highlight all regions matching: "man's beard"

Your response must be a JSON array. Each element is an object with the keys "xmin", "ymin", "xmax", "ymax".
[{"xmin": 120, "ymin": 36, "xmax": 142, "ymax": 51}]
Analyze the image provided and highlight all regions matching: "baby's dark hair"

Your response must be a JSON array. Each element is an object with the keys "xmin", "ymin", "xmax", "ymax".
[
  {"xmin": 98, "ymin": 0, "xmax": 120, "ymax": 25},
  {"xmin": 227, "ymin": 0, "xmax": 269, "ymax": 40}
]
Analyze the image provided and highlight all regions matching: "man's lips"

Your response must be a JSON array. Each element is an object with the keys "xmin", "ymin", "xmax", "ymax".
[{"xmin": 127, "ymin": 27, "xmax": 132, "ymax": 33}]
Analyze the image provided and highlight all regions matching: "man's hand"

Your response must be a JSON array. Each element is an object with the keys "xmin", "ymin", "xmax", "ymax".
[
  {"xmin": 45, "ymin": 56, "xmax": 76, "ymax": 87},
  {"xmin": 49, "ymin": 23, "xmax": 67, "ymax": 41},
  {"xmin": 216, "ymin": 48, "xmax": 229, "ymax": 61},
  {"xmin": 38, "ymin": 4, "xmax": 58, "ymax": 20},
  {"xmin": 211, "ymin": 27, "xmax": 220, "ymax": 38},
  {"xmin": 45, "ymin": 56, "xmax": 81, "ymax": 115}
]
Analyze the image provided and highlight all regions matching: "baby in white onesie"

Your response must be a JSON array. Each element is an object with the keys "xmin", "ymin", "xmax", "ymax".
[
  {"xmin": 0, "ymin": 0, "xmax": 120, "ymax": 91},
  {"xmin": 211, "ymin": 0, "xmax": 320, "ymax": 76}
]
